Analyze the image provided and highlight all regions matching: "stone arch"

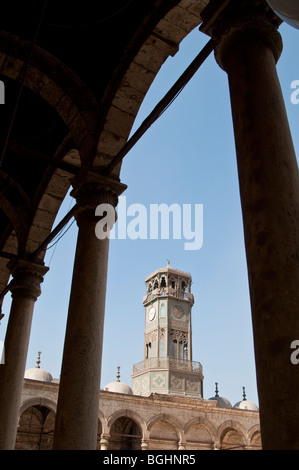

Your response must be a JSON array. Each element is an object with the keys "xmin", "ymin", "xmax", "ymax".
[
  {"xmin": 147, "ymin": 413, "xmax": 182, "ymax": 450},
  {"xmin": 248, "ymin": 424, "xmax": 262, "ymax": 450},
  {"xmin": 184, "ymin": 416, "xmax": 216, "ymax": 449},
  {"xmin": 107, "ymin": 409, "xmax": 145, "ymax": 451},
  {"xmin": 218, "ymin": 420, "xmax": 247, "ymax": 450},
  {"xmin": 0, "ymin": 151, "xmax": 78, "ymax": 333},
  {"xmin": 97, "ymin": 408, "xmax": 107, "ymax": 432},
  {"xmin": 94, "ymin": 0, "xmax": 209, "ymax": 175},
  {"xmin": 16, "ymin": 397, "xmax": 57, "ymax": 450},
  {"xmin": 0, "ymin": 170, "xmax": 33, "ymax": 253},
  {"xmin": 96, "ymin": 409, "xmax": 106, "ymax": 450},
  {"xmin": 20, "ymin": 396, "xmax": 57, "ymax": 416},
  {"xmin": 24, "ymin": 149, "xmax": 80, "ymax": 258},
  {"xmin": 107, "ymin": 408, "xmax": 146, "ymax": 434},
  {"xmin": 0, "ymin": 31, "xmax": 99, "ymax": 161}
]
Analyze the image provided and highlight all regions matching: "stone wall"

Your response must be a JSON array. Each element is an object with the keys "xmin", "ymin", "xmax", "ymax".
[{"xmin": 18, "ymin": 378, "xmax": 261, "ymax": 450}]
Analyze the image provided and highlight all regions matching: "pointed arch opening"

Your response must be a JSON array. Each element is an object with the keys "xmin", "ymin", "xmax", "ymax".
[
  {"xmin": 109, "ymin": 416, "xmax": 142, "ymax": 450},
  {"xmin": 15, "ymin": 405, "xmax": 55, "ymax": 450}
]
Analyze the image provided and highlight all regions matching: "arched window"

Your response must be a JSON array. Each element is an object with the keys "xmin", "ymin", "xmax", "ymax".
[
  {"xmin": 179, "ymin": 340, "xmax": 184, "ymax": 359},
  {"xmin": 183, "ymin": 341, "xmax": 188, "ymax": 361},
  {"xmin": 146, "ymin": 342, "xmax": 152, "ymax": 359},
  {"xmin": 172, "ymin": 339, "xmax": 178, "ymax": 358},
  {"xmin": 182, "ymin": 281, "xmax": 187, "ymax": 291}
]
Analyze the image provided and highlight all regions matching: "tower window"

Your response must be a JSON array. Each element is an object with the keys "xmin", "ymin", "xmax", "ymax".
[
  {"xmin": 172, "ymin": 339, "xmax": 177, "ymax": 358},
  {"xmin": 146, "ymin": 342, "xmax": 152, "ymax": 359},
  {"xmin": 160, "ymin": 276, "xmax": 166, "ymax": 287},
  {"xmin": 183, "ymin": 342, "xmax": 188, "ymax": 361}
]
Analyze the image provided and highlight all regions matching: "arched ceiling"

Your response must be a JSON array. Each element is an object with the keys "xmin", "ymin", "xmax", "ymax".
[{"xmin": 0, "ymin": 0, "xmax": 209, "ymax": 291}]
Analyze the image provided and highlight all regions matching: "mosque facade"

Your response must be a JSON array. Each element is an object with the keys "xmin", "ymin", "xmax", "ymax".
[{"xmin": 17, "ymin": 264, "xmax": 261, "ymax": 451}]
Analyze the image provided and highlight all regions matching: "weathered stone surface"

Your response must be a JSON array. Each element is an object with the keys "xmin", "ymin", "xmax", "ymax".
[{"xmin": 19, "ymin": 379, "xmax": 261, "ymax": 450}]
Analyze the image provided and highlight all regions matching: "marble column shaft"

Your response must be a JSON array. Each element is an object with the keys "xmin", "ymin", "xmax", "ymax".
[
  {"xmin": 0, "ymin": 258, "xmax": 48, "ymax": 449},
  {"xmin": 53, "ymin": 174, "xmax": 126, "ymax": 450},
  {"xmin": 213, "ymin": 0, "xmax": 299, "ymax": 449}
]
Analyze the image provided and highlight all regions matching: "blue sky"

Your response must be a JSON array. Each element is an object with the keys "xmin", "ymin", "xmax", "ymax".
[{"xmin": 1, "ymin": 21, "xmax": 298, "ymax": 408}]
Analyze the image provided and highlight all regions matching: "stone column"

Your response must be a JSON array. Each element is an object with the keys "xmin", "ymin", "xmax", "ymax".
[
  {"xmin": 53, "ymin": 171, "xmax": 126, "ymax": 450},
  {"xmin": 0, "ymin": 258, "xmax": 48, "ymax": 449},
  {"xmin": 99, "ymin": 434, "xmax": 110, "ymax": 450},
  {"xmin": 210, "ymin": 0, "xmax": 299, "ymax": 449},
  {"xmin": 178, "ymin": 441, "xmax": 186, "ymax": 450},
  {"xmin": 141, "ymin": 439, "xmax": 149, "ymax": 451}
]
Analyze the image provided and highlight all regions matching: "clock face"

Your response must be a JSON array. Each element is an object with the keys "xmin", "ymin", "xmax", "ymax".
[
  {"xmin": 148, "ymin": 307, "xmax": 156, "ymax": 321},
  {"xmin": 172, "ymin": 305, "xmax": 184, "ymax": 319}
]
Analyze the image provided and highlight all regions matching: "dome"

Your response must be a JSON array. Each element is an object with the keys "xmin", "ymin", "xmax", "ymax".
[
  {"xmin": 105, "ymin": 381, "xmax": 133, "ymax": 395},
  {"xmin": 104, "ymin": 367, "xmax": 133, "ymax": 395},
  {"xmin": 24, "ymin": 352, "xmax": 53, "ymax": 383},
  {"xmin": 234, "ymin": 387, "xmax": 259, "ymax": 411},
  {"xmin": 208, "ymin": 383, "xmax": 232, "ymax": 408},
  {"xmin": 234, "ymin": 400, "xmax": 259, "ymax": 411},
  {"xmin": 25, "ymin": 367, "xmax": 53, "ymax": 383},
  {"xmin": 209, "ymin": 396, "xmax": 232, "ymax": 408}
]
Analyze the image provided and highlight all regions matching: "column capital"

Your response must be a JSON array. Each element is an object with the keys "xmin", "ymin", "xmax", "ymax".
[
  {"xmin": 99, "ymin": 434, "xmax": 110, "ymax": 450},
  {"xmin": 178, "ymin": 441, "xmax": 186, "ymax": 450},
  {"xmin": 202, "ymin": 0, "xmax": 283, "ymax": 71},
  {"xmin": 70, "ymin": 169, "xmax": 127, "ymax": 223},
  {"xmin": 71, "ymin": 169, "xmax": 127, "ymax": 208},
  {"xmin": 141, "ymin": 439, "xmax": 149, "ymax": 450},
  {"xmin": 7, "ymin": 258, "xmax": 49, "ymax": 301}
]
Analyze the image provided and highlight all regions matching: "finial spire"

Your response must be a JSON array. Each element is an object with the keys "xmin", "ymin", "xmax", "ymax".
[
  {"xmin": 215, "ymin": 382, "xmax": 219, "ymax": 397},
  {"xmin": 36, "ymin": 351, "xmax": 41, "ymax": 369},
  {"xmin": 242, "ymin": 386, "xmax": 247, "ymax": 401},
  {"xmin": 116, "ymin": 366, "xmax": 120, "ymax": 382},
  {"xmin": 167, "ymin": 259, "xmax": 170, "ymax": 266}
]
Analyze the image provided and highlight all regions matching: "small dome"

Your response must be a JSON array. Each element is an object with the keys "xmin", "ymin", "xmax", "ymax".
[
  {"xmin": 234, "ymin": 400, "xmax": 259, "ymax": 411},
  {"xmin": 105, "ymin": 381, "xmax": 133, "ymax": 395},
  {"xmin": 209, "ymin": 396, "xmax": 232, "ymax": 408},
  {"xmin": 25, "ymin": 367, "xmax": 53, "ymax": 383},
  {"xmin": 104, "ymin": 366, "xmax": 133, "ymax": 395},
  {"xmin": 209, "ymin": 383, "xmax": 232, "ymax": 408},
  {"xmin": 24, "ymin": 351, "xmax": 53, "ymax": 383},
  {"xmin": 234, "ymin": 387, "xmax": 259, "ymax": 411}
]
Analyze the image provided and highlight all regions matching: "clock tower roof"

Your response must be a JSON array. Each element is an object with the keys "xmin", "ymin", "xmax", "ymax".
[
  {"xmin": 143, "ymin": 261, "xmax": 194, "ymax": 306},
  {"xmin": 145, "ymin": 261, "xmax": 192, "ymax": 282}
]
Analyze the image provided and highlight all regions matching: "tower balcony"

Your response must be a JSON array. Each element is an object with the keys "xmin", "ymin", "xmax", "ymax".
[
  {"xmin": 143, "ymin": 287, "xmax": 194, "ymax": 306},
  {"xmin": 132, "ymin": 357, "xmax": 203, "ymax": 376}
]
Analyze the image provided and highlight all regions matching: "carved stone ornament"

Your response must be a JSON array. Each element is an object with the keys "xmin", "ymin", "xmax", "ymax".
[
  {"xmin": 207, "ymin": 0, "xmax": 283, "ymax": 70},
  {"xmin": 169, "ymin": 329, "xmax": 188, "ymax": 342},
  {"xmin": 70, "ymin": 169, "xmax": 127, "ymax": 223},
  {"xmin": 7, "ymin": 258, "xmax": 49, "ymax": 300},
  {"xmin": 73, "ymin": 182, "xmax": 119, "ymax": 210},
  {"xmin": 160, "ymin": 327, "xmax": 166, "ymax": 338},
  {"xmin": 71, "ymin": 170, "xmax": 126, "ymax": 206},
  {"xmin": 145, "ymin": 329, "xmax": 158, "ymax": 343}
]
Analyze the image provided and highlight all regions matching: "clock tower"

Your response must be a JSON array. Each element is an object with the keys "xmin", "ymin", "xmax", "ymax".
[{"xmin": 132, "ymin": 262, "xmax": 203, "ymax": 398}]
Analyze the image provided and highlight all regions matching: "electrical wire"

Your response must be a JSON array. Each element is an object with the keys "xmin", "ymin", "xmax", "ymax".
[{"xmin": 46, "ymin": 218, "xmax": 75, "ymax": 252}]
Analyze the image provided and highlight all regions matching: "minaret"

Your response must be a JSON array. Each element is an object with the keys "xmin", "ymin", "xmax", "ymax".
[{"xmin": 132, "ymin": 262, "xmax": 203, "ymax": 398}]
